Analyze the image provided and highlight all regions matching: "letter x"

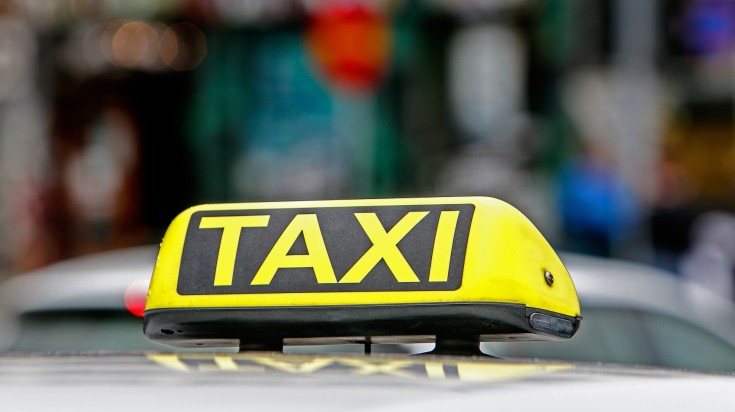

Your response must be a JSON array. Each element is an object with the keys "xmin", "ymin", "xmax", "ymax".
[{"xmin": 339, "ymin": 211, "xmax": 428, "ymax": 283}]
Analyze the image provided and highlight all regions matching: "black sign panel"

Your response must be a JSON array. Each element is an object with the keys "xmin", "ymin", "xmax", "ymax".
[{"xmin": 177, "ymin": 204, "xmax": 474, "ymax": 295}]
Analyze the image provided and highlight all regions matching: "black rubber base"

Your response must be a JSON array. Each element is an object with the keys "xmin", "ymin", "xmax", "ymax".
[{"xmin": 144, "ymin": 302, "xmax": 580, "ymax": 348}]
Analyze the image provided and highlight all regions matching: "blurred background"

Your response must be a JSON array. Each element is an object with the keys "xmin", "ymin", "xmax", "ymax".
[{"xmin": 2, "ymin": 0, "xmax": 735, "ymax": 303}]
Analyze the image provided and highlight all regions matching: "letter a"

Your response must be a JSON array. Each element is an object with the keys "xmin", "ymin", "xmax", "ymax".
[{"xmin": 251, "ymin": 214, "xmax": 337, "ymax": 285}]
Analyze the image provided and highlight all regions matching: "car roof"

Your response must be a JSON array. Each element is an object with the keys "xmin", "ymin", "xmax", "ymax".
[
  {"xmin": 561, "ymin": 253, "xmax": 735, "ymax": 344},
  {"xmin": 0, "ymin": 352, "xmax": 732, "ymax": 412},
  {"xmin": 0, "ymin": 246, "xmax": 156, "ymax": 313}
]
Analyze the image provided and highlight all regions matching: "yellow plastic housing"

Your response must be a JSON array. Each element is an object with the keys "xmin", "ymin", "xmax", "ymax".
[{"xmin": 146, "ymin": 197, "xmax": 579, "ymax": 318}]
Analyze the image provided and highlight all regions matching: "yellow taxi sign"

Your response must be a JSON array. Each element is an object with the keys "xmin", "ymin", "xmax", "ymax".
[{"xmin": 144, "ymin": 197, "xmax": 580, "ymax": 348}]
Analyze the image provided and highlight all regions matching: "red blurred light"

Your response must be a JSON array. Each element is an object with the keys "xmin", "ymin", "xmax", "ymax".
[
  {"xmin": 306, "ymin": 1, "xmax": 391, "ymax": 92},
  {"xmin": 124, "ymin": 279, "xmax": 149, "ymax": 317}
]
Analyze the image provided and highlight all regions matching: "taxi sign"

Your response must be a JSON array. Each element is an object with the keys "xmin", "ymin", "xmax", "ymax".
[{"xmin": 144, "ymin": 197, "xmax": 581, "ymax": 348}]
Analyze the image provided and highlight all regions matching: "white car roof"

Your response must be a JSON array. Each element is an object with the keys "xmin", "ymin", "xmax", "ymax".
[
  {"xmin": 561, "ymin": 253, "xmax": 735, "ymax": 344},
  {"xmin": 0, "ymin": 246, "xmax": 156, "ymax": 313},
  {"xmin": 0, "ymin": 353, "xmax": 733, "ymax": 412}
]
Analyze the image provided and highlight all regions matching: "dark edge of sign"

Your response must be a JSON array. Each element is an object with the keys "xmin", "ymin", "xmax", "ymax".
[{"xmin": 143, "ymin": 303, "xmax": 580, "ymax": 347}]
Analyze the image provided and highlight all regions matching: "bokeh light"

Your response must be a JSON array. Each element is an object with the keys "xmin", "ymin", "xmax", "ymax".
[{"xmin": 160, "ymin": 23, "xmax": 207, "ymax": 72}]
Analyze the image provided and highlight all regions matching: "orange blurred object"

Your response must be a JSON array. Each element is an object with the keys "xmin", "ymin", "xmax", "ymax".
[{"xmin": 306, "ymin": 1, "xmax": 391, "ymax": 92}]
